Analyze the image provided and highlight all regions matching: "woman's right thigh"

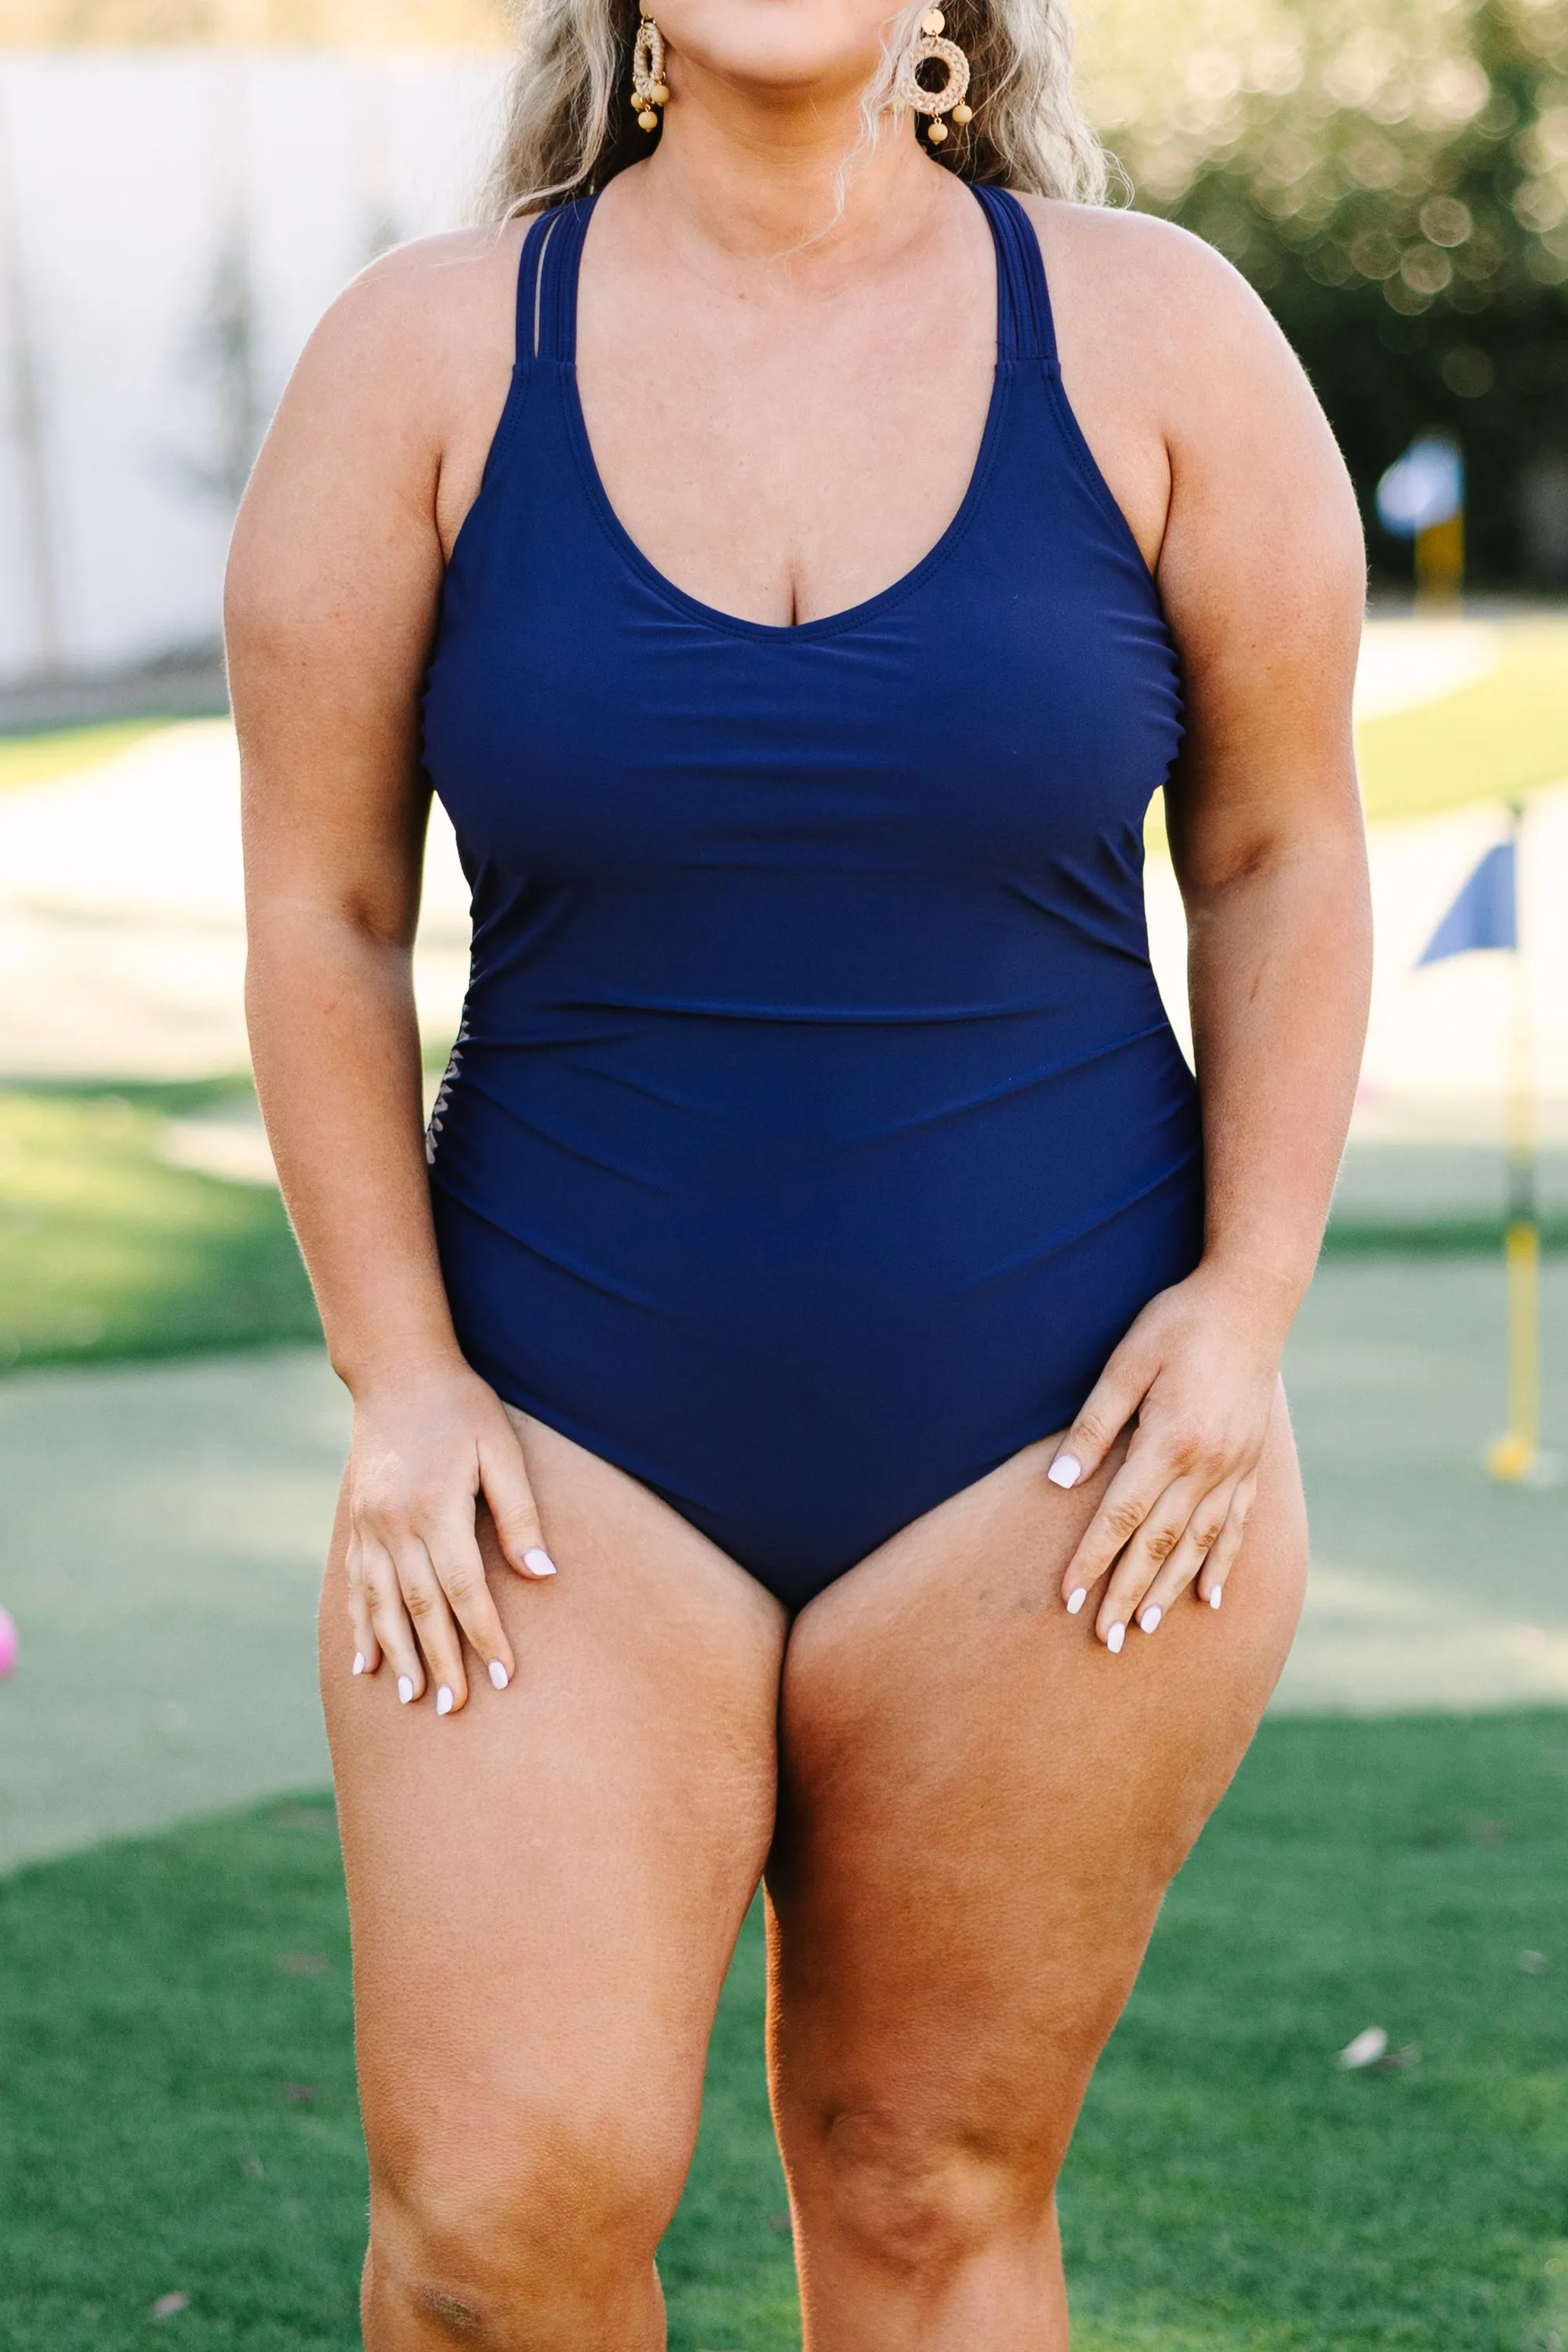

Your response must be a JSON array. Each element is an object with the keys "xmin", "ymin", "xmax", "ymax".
[{"xmin": 321, "ymin": 1412, "xmax": 786, "ymax": 2345}]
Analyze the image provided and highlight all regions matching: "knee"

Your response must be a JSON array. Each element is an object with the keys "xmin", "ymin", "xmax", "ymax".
[
  {"xmin": 818, "ymin": 2106, "xmax": 1044, "ymax": 2282},
  {"xmin": 368, "ymin": 2102, "xmax": 683, "ymax": 2341}
]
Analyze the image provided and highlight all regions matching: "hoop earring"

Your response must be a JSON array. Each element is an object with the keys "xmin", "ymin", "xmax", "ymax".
[
  {"xmin": 632, "ymin": 0, "xmax": 670, "ymax": 134},
  {"xmin": 895, "ymin": 6, "xmax": 973, "ymax": 145}
]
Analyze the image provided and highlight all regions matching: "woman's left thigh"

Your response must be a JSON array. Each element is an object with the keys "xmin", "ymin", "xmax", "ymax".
[{"xmin": 766, "ymin": 1391, "xmax": 1306, "ymax": 2306}]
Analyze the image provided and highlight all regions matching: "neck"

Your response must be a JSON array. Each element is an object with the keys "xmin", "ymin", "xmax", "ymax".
[{"xmin": 623, "ymin": 78, "xmax": 956, "ymax": 275}]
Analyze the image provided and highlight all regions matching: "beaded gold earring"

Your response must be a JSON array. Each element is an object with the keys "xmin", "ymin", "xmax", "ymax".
[
  {"xmin": 632, "ymin": 0, "xmax": 670, "ymax": 133},
  {"xmin": 895, "ymin": 5, "xmax": 973, "ymax": 145}
]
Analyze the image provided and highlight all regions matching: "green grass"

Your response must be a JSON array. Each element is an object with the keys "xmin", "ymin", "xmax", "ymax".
[
  {"xmin": 5, "ymin": 1715, "xmax": 1568, "ymax": 2350},
  {"xmin": 1356, "ymin": 621, "xmax": 1568, "ymax": 824},
  {"xmin": 0, "ymin": 720, "xmax": 169, "ymax": 793},
  {"xmin": 0, "ymin": 1083, "xmax": 318, "ymax": 1369},
  {"xmin": 1063, "ymin": 1711, "xmax": 1568, "ymax": 2352},
  {"xmin": 1141, "ymin": 614, "xmax": 1568, "ymax": 861},
  {"xmin": 1322, "ymin": 1215, "xmax": 1568, "ymax": 1254}
]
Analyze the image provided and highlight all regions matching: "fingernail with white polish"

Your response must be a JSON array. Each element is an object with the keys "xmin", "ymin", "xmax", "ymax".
[
  {"xmin": 397, "ymin": 1675, "xmax": 415, "ymax": 1705},
  {"xmin": 1210, "ymin": 1586, "xmax": 1223, "ymax": 1610},
  {"xmin": 488, "ymin": 1659, "xmax": 510, "ymax": 1691},
  {"xmin": 352, "ymin": 1651, "xmax": 365, "ymax": 1677},
  {"xmin": 436, "ymin": 1686, "xmax": 454, "ymax": 1717},
  {"xmin": 1065, "ymin": 1587, "xmax": 1087, "ymax": 1616},
  {"xmin": 523, "ymin": 1547, "xmax": 557, "ymax": 1578},
  {"xmin": 1047, "ymin": 1454, "xmax": 1082, "ymax": 1491},
  {"xmin": 1106, "ymin": 1621, "xmax": 1126, "ymax": 1655},
  {"xmin": 1139, "ymin": 1604, "xmax": 1162, "ymax": 1634}
]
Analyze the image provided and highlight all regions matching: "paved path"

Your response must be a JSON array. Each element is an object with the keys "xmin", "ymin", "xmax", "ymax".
[
  {"xmin": 3, "ymin": 1256, "xmax": 1567, "ymax": 1875},
  {"xmin": 1278, "ymin": 1258, "xmax": 1568, "ymax": 1711},
  {"xmin": 0, "ymin": 719, "xmax": 471, "ymax": 1080},
  {"xmin": 1144, "ymin": 774, "xmax": 1568, "ymax": 1147},
  {"xmin": 0, "ymin": 1348, "xmax": 344, "ymax": 1876}
]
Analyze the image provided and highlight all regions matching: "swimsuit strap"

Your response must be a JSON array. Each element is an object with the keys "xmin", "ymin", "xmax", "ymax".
[
  {"xmin": 515, "ymin": 209, "xmax": 559, "ymax": 365},
  {"xmin": 971, "ymin": 183, "xmax": 1060, "ymax": 373},
  {"xmin": 520, "ymin": 185, "xmax": 1053, "ymax": 372},
  {"xmin": 521, "ymin": 194, "xmax": 598, "ymax": 364}
]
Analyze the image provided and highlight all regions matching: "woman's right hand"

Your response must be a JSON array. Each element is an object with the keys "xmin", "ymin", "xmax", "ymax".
[{"xmin": 344, "ymin": 1363, "xmax": 558, "ymax": 1717}]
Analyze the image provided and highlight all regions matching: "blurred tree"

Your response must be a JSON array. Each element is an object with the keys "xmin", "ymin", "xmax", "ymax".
[
  {"xmin": 1076, "ymin": 0, "xmax": 1568, "ymax": 584},
  {"xmin": 172, "ymin": 230, "xmax": 263, "ymax": 512}
]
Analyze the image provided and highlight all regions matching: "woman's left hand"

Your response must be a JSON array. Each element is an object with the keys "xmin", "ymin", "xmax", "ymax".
[{"xmin": 1047, "ymin": 1260, "xmax": 1296, "ymax": 1650}]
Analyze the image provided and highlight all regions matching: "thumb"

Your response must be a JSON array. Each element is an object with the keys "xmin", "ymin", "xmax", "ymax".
[
  {"xmin": 477, "ymin": 1425, "xmax": 558, "ymax": 1580},
  {"xmin": 1046, "ymin": 1340, "xmax": 1152, "ymax": 1491}
]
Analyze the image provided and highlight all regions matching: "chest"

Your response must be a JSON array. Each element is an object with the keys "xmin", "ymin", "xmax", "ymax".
[
  {"xmin": 573, "ymin": 226, "xmax": 997, "ymax": 630},
  {"xmin": 427, "ymin": 391, "xmax": 1182, "ymax": 896},
  {"xmin": 425, "ymin": 194, "xmax": 1184, "ymax": 890}
]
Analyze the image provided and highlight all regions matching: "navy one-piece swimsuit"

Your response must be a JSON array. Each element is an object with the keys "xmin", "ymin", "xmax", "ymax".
[{"xmin": 422, "ymin": 183, "xmax": 1203, "ymax": 1610}]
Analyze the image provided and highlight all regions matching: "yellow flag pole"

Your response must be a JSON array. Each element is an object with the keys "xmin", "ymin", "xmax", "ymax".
[
  {"xmin": 1414, "ymin": 509, "xmax": 1465, "ymax": 608},
  {"xmin": 1488, "ymin": 802, "xmax": 1539, "ymax": 1482}
]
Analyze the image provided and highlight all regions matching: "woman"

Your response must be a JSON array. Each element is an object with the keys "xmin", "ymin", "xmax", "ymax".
[{"xmin": 228, "ymin": 0, "xmax": 1370, "ymax": 2329}]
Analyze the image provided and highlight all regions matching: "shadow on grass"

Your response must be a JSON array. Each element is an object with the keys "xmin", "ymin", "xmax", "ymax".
[
  {"xmin": 4, "ymin": 1715, "xmax": 1568, "ymax": 2348},
  {"xmin": 0, "ymin": 1083, "xmax": 318, "ymax": 1370}
]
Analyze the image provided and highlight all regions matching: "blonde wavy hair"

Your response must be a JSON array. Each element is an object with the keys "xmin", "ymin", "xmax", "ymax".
[{"xmin": 481, "ymin": 0, "xmax": 1109, "ymax": 217}]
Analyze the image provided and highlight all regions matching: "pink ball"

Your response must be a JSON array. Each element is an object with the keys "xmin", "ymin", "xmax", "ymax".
[{"xmin": 0, "ymin": 1608, "xmax": 16, "ymax": 1681}]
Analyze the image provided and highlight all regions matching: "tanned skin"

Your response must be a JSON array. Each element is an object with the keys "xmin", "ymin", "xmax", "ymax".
[{"xmin": 228, "ymin": 0, "xmax": 1369, "ymax": 2335}]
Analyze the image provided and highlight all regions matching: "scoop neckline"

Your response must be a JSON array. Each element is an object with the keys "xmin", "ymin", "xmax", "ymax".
[{"xmin": 557, "ymin": 187, "xmax": 1014, "ymax": 646}]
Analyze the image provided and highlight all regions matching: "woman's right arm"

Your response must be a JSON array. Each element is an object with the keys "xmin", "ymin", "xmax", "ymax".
[{"xmin": 227, "ymin": 230, "xmax": 554, "ymax": 1720}]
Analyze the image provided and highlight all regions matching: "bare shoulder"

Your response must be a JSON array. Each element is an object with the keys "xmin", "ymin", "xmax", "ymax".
[
  {"xmin": 229, "ymin": 216, "xmax": 532, "ymax": 621},
  {"xmin": 283, "ymin": 219, "xmax": 529, "ymax": 441},
  {"xmin": 1018, "ymin": 197, "xmax": 1261, "ymax": 303},
  {"xmin": 1009, "ymin": 192, "xmax": 1362, "ymax": 601},
  {"xmin": 1011, "ymin": 195, "xmax": 1308, "ymax": 425}
]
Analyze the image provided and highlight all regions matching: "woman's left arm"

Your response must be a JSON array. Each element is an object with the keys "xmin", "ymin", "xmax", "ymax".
[{"xmin": 1049, "ymin": 222, "xmax": 1371, "ymax": 1647}]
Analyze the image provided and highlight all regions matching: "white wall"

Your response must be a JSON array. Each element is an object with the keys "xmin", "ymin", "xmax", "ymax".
[{"xmin": 0, "ymin": 48, "xmax": 510, "ymax": 683}]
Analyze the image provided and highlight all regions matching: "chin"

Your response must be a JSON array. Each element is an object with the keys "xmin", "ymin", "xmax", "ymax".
[{"xmin": 661, "ymin": 0, "xmax": 888, "ymax": 101}]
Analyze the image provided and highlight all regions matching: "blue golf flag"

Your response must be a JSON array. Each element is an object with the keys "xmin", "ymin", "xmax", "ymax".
[
  {"xmin": 1377, "ymin": 436, "xmax": 1464, "ymax": 538},
  {"xmin": 1419, "ymin": 840, "xmax": 1516, "ymax": 964}
]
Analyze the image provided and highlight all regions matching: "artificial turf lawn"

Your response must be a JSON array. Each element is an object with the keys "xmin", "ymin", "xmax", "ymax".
[
  {"xmin": 0, "ymin": 720, "xmax": 169, "ymax": 795},
  {"xmin": 0, "ymin": 1083, "xmax": 318, "ymax": 1370},
  {"xmin": 4, "ymin": 1716, "xmax": 1568, "ymax": 2350},
  {"xmin": 1142, "ymin": 612, "xmax": 1568, "ymax": 852},
  {"xmin": 1355, "ymin": 620, "xmax": 1568, "ymax": 824}
]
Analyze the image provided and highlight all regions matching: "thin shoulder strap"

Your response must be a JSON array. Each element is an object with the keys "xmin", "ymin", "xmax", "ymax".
[
  {"xmin": 971, "ymin": 183, "xmax": 1060, "ymax": 373},
  {"xmin": 521, "ymin": 194, "xmax": 597, "ymax": 364},
  {"xmin": 514, "ymin": 209, "xmax": 561, "ymax": 365}
]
